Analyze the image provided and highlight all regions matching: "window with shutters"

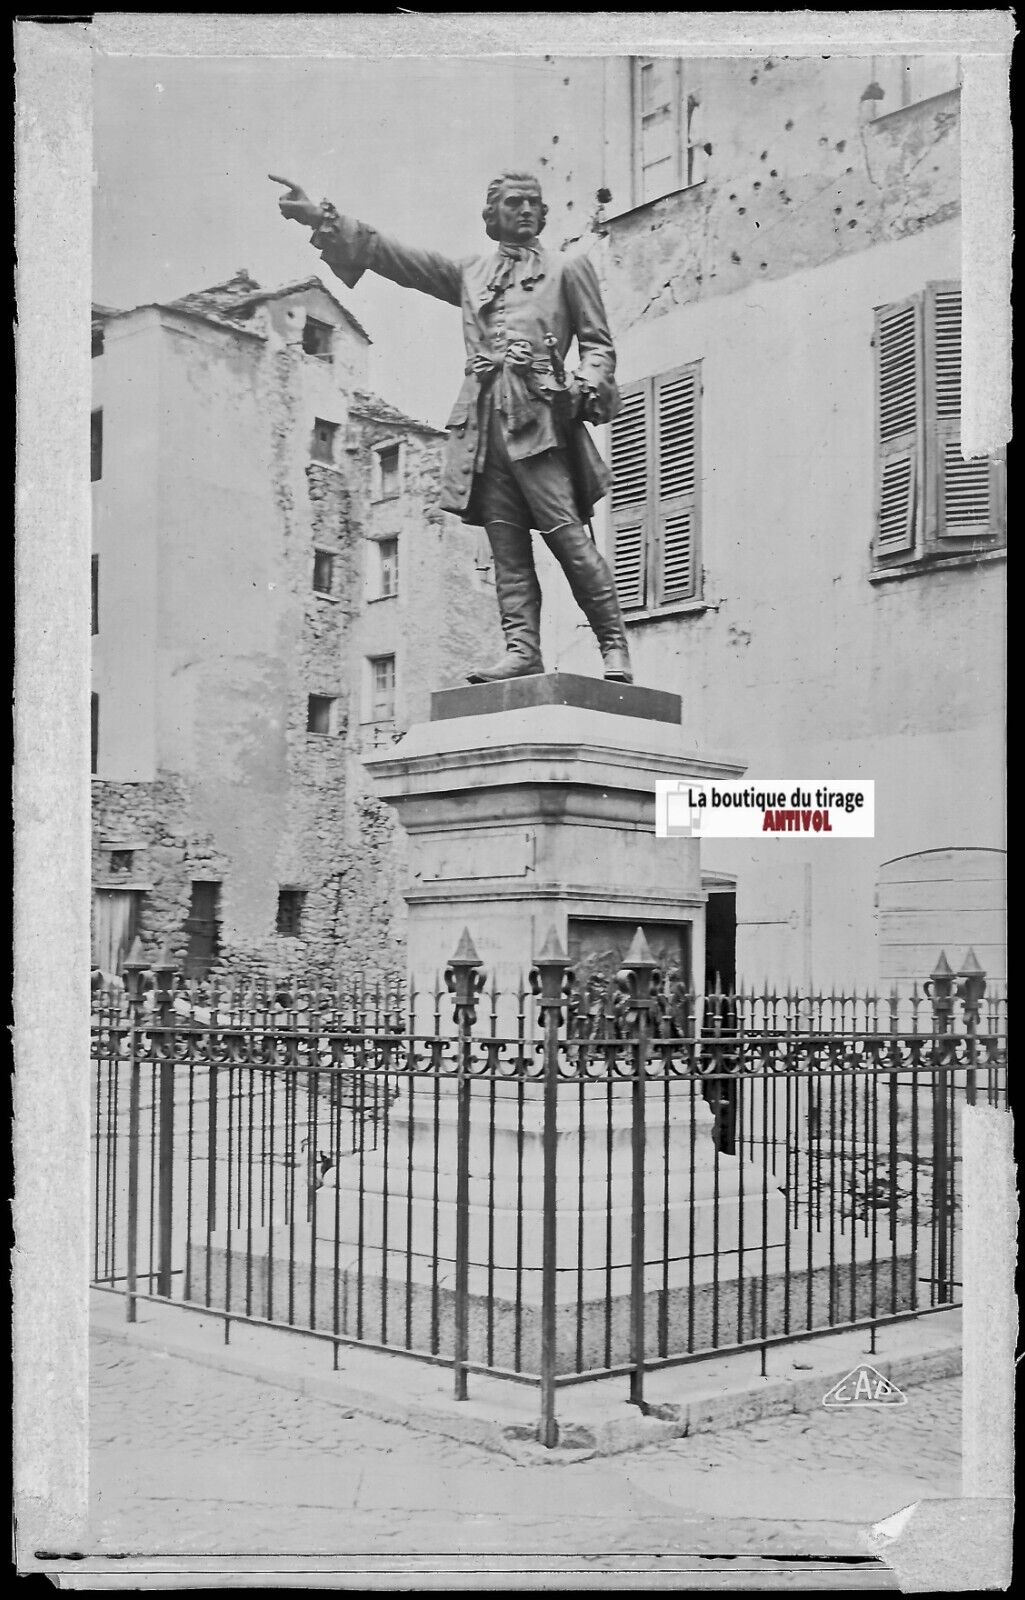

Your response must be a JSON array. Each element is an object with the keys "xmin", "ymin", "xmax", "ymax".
[
  {"xmin": 610, "ymin": 363, "xmax": 702, "ymax": 615},
  {"xmin": 368, "ymin": 654, "xmax": 396, "ymax": 722},
  {"xmin": 377, "ymin": 537, "xmax": 399, "ymax": 598},
  {"xmin": 631, "ymin": 58, "xmax": 710, "ymax": 206},
  {"xmin": 873, "ymin": 283, "xmax": 1005, "ymax": 571}
]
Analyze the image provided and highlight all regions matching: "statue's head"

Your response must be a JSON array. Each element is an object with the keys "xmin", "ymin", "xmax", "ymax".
[{"xmin": 482, "ymin": 171, "xmax": 548, "ymax": 243}]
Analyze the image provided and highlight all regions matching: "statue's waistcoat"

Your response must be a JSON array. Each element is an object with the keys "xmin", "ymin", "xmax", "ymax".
[{"xmin": 439, "ymin": 249, "xmax": 614, "ymax": 525}]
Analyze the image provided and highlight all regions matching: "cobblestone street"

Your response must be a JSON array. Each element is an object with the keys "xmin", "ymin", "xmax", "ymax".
[{"xmin": 88, "ymin": 1333, "xmax": 961, "ymax": 1568}]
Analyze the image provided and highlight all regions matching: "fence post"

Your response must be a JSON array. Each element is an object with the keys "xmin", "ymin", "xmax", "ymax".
[
  {"xmin": 122, "ymin": 937, "xmax": 149, "ymax": 1323},
  {"xmin": 956, "ymin": 948, "xmax": 986, "ymax": 1109},
  {"xmin": 924, "ymin": 951, "xmax": 955, "ymax": 1303},
  {"xmin": 153, "ymin": 945, "xmax": 179, "ymax": 1299},
  {"xmin": 444, "ymin": 929, "xmax": 485, "ymax": 1403},
  {"xmin": 529, "ymin": 927, "xmax": 572, "ymax": 1449},
  {"xmin": 617, "ymin": 928, "xmax": 661, "ymax": 1412}
]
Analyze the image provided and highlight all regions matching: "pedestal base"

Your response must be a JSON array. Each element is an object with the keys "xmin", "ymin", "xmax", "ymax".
[
  {"xmin": 364, "ymin": 679, "xmax": 745, "ymax": 1020},
  {"xmin": 188, "ymin": 1232, "xmax": 917, "ymax": 1376}
]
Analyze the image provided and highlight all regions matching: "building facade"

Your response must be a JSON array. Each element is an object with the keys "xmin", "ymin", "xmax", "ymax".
[
  {"xmin": 91, "ymin": 270, "xmax": 499, "ymax": 978},
  {"xmin": 530, "ymin": 54, "xmax": 1006, "ymax": 990}
]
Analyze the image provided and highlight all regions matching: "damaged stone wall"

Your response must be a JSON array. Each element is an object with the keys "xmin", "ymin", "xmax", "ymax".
[
  {"xmin": 600, "ymin": 59, "xmax": 960, "ymax": 337},
  {"xmin": 93, "ymin": 314, "xmax": 377, "ymax": 980},
  {"xmin": 91, "ymin": 773, "xmax": 230, "ymax": 964},
  {"xmin": 520, "ymin": 56, "xmax": 1004, "ymax": 993},
  {"xmin": 342, "ymin": 409, "xmax": 502, "ymax": 975},
  {"xmin": 91, "ymin": 291, "xmax": 513, "ymax": 983}
]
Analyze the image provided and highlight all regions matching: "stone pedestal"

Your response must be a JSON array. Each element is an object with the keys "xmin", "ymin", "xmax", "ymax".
[
  {"xmin": 209, "ymin": 675, "xmax": 916, "ymax": 1378},
  {"xmin": 364, "ymin": 673, "xmax": 745, "ymax": 1009}
]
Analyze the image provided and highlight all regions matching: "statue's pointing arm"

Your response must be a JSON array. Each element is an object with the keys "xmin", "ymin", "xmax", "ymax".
[{"xmin": 312, "ymin": 203, "xmax": 463, "ymax": 308}]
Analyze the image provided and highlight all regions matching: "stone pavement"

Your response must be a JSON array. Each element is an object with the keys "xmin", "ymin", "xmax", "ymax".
[{"xmin": 73, "ymin": 1296, "xmax": 975, "ymax": 1584}]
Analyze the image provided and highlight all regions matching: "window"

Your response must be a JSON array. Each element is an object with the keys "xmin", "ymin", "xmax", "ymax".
[
  {"xmin": 91, "ymin": 554, "xmax": 99, "ymax": 636},
  {"xmin": 311, "ymin": 418, "xmax": 338, "ymax": 464},
  {"xmin": 91, "ymin": 410, "xmax": 103, "ymax": 482},
  {"xmin": 92, "ymin": 887, "xmax": 142, "ymax": 975},
  {"xmin": 609, "ymin": 363, "xmax": 702, "ymax": 614},
  {"xmin": 276, "ymin": 888, "xmax": 306, "ymax": 938},
  {"xmin": 378, "ymin": 537, "xmax": 399, "ymax": 598},
  {"xmin": 91, "ymin": 693, "xmax": 99, "ymax": 774},
  {"xmin": 302, "ymin": 316, "xmax": 333, "ymax": 360},
  {"xmin": 312, "ymin": 550, "xmax": 335, "ymax": 594},
  {"xmin": 369, "ymin": 655, "xmax": 396, "ymax": 722},
  {"xmin": 91, "ymin": 323, "xmax": 104, "ymax": 358},
  {"xmin": 377, "ymin": 444, "xmax": 401, "ymax": 500},
  {"xmin": 873, "ymin": 283, "xmax": 1005, "ymax": 568},
  {"xmin": 307, "ymin": 693, "xmax": 337, "ymax": 735},
  {"xmin": 632, "ymin": 57, "xmax": 708, "ymax": 206},
  {"xmin": 184, "ymin": 881, "xmax": 221, "ymax": 977},
  {"xmin": 109, "ymin": 849, "xmax": 134, "ymax": 874},
  {"xmin": 865, "ymin": 55, "xmax": 960, "ymax": 117}
]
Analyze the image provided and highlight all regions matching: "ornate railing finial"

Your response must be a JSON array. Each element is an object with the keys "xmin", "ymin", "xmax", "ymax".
[
  {"xmin": 615, "ymin": 926, "xmax": 662, "ymax": 1032},
  {"xmin": 444, "ymin": 927, "xmax": 486, "ymax": 1022},
  {"xmin": 956, "ymin": 948, "xmax": 986, "ymax": 1027},
  {"xmin": 529, "ymin": 926, "xmax": 574, "ymax": 1020},
  {"xmin": 924, "ymin": 950, "xmax": 956, "ymax": 1031},
  {"xmin": 122, "ymin": 936, "xmax": 149, "ymax": 1005}
]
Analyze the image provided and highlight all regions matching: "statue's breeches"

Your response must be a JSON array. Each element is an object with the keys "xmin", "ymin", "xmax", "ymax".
[{"xmin": 473, "ymin": 408, "xmax": 582, "ymax": 532}]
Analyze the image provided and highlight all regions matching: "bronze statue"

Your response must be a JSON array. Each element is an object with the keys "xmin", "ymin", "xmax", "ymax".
[{"xmin": 271, "ymin": 171, "xmax": 632, "ymax": 685}]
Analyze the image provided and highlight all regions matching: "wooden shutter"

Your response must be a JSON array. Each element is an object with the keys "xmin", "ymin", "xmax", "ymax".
[
  {"xmin": 634, "ymin": 58, "xmax": 683, "ymax": 205},
  {"xmin": 610, "ymin": 383, "xmax": 649, "ymax": 609},
  {"xmin": 926, "ymin": 284, "xmax": 1004, "ymax": 545},
  {"xmin": 874, "ymin": 298, "xmax": 923, "ymax": 559},
  {"xmin": 654, "ymin": 366, "xmax": 699, "ymax": 602}
]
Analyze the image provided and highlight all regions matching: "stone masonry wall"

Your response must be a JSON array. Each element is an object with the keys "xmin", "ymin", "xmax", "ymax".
[
  {"xmin": 91, "ymin": 773, "xmax": 230, "ymax": 966},
  {"xmin": 92, "ymin": 311, "xmax": 502, "ymax": 984}
]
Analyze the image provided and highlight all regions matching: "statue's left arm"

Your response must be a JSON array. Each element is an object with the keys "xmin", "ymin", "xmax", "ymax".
[{"xmin": 562, "ymin": 254, "xmax": 620, "ymax": 426}]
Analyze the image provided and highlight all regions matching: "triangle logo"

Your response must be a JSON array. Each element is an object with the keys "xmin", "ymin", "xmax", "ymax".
[{"xmin": 822, "ymin": 1362, "xmax": 907, "ymax": 1407}]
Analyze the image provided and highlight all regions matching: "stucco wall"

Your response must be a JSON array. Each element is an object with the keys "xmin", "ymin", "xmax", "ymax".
[
  {"xmin": 534, "ymin": 62, "xmax": 1003, "ymax": 990},
  {"xmin": 91, "ymin": 311, "xmax": 162, "ymax": 780}
]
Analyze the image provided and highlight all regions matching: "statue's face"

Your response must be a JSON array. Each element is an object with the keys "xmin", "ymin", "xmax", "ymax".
[{"xmin": 494, "ymin": 183, "xmax": 543, "ymax": 244}]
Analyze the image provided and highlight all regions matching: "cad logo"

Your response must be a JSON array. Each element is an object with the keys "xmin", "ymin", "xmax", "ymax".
[{"xmin": 822, "ymin": 1363, "xmax": 907, "ymax": 1408}]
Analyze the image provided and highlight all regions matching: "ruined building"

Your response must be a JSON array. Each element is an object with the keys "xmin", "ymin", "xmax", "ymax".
[
  {"xmin": 529, "ymin": 53, "xmax": 1006, "ymax": 991},
  {"xmin": 91, "ymin": 271, "xmax": 500, "ymax": 978}
]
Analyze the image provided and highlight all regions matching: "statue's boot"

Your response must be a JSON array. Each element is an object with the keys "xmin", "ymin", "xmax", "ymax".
[
  {"xmin": 466, "ymin": 521, "xmax": 545, "ymax": 684},
  {"xmin": 543, "ymin": 523, "xmax": 634, "ymax": 683}
]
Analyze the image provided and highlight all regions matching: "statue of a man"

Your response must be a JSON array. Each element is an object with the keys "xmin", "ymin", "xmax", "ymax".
[{"xmin": 272, "ymin": 171, "xmax": 632, "ymax": 685}]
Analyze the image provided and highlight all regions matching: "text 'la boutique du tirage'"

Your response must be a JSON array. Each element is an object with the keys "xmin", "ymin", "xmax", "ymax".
[{"xmin": 655, "ymin": 781, "xmax": 875, "ymax": 839}]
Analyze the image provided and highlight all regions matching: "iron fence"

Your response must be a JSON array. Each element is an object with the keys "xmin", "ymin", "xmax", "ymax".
[{"xmin": 90, "ymin": 934, "xmax": 1007, "ymax": 1447}]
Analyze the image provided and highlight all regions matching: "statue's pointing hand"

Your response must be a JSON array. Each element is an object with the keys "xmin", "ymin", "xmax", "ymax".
[{"xmin": 268, "ymin": 175, "xmax": 325, "ymax": 230}]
